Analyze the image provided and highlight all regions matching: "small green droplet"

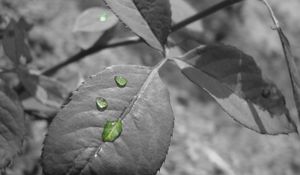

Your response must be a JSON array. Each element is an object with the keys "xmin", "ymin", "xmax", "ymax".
[
  {"xmin": 96, "ymin": 97, "xmax": 108, "ymax": 111},
  {"xmin": 102, "ymin": 119, "xmax": 123, "ymax": 142},
  {"xmin": 99, "ymin": 13, "xmax": 108, "ymax": 22},
  {"xmin": 114, "ymin": 76, "xmax": 128, "ymax": 88}
]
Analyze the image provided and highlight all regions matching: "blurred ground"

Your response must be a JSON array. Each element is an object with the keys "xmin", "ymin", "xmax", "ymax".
[{"xmin": 1, "ymin": 0, "xmax": 300, "ymax": 175}]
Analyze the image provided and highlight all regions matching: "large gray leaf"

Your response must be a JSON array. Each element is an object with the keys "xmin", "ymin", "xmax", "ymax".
[
  {"xmin": 0, "ymin": 80, "xmax": 25, "ymax": 168},
  {"xmin": 104, "ymin": 0, "xmax": 172, "ymax": 52},
  {"xmin": 42, "ymin": 65, "xmax": 174, "ymax": 175},
  {"xmin": 174, "ymin": 44, "xmax": 297, "ymax": 134}
]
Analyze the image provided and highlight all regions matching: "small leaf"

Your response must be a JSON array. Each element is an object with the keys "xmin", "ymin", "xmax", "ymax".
[
  {"xmin": 114, "ymin": 75, "xmax": 128, "ymax": 88},
  {"xmin": 73, "ymin": 7, "xmax": 118, "ymax": 33},
  {"xmin": 73, "ymin": 7, "xmax": 118, "ymax": 49},
  {"xmin": 22, "ymin": 97, "xmax": 57, "ymax": 120},
  {"xmin": 0, "ymin": 80, "xmax": 25, "ymax": 168},
  {"xmin": 42, "ymin": 65, "xmax": 174, "ymax": 175},
  {"xmin": 104, "ymin": 0, "xmax": 172, "ymax": 52},
  {"xmin": 16, "ymin": 67, "xmax": 68, "ymax": 108},
  {"xmin": 96, "ymin": 97, "xmax": 108, "ymax": 111},
  {"xmin": 102, "ymin": 119, "xmax": 123, "ymax": 142},
  {"xmin": 174, "ymin": 44, "xmax": 297, "ymax": 134},
  {"xmin": 2, "ymin": 19, "xmax": 32, "ymax": 64}
]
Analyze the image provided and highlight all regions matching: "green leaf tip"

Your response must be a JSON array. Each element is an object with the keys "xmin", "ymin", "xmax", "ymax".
[
  {"xmin": 114, "ymin": 75, "xmax": 128, "ymax": 88},
  {"xmin": 102, "ymin": 119, "xmax": 123, "ymax": 142},
  {"xmin": 96, "ymin": 97, "xmax": 108, "ymax": 111}
]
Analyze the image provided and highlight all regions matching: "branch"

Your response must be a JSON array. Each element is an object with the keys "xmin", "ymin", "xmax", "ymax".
[
  {"xmin": 42, "ymin": 37, "xmax": 141, "ymax": 76},
  {"xmin": 42, "ymin": 0, "xmax": 244, "ymax": 76},
  {"xmin": 171, "ymin": 0, "xmax": 244, "ymax": 32}
]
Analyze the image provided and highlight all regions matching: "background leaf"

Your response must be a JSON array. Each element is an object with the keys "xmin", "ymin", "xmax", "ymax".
[
  {"xmin": 42, "ymin": 65, "xmax": 174, "ymax": 175},
  {"xmin": 16, "ymin": 67, "xmax": 69, "ymax": 108},
  {"xmin": 73, "ymin": 7, "xmax": 118, "ymax": 49},
  {"xmin": 0, "ymin": 80, "xmax": 25, "ymax": 168},
  {"xmin": 73, "ymin": 7, "xmax": 118, "ymax": 33},
  {"xmin": 104, "ymin": 0, "xmax": 172, "ymax": 52},
  {"xmin": 174, "ymin": 44, "xmax": 297, "ymax": 134},
  {"xmin": 259, "ymin": 0, "xmax": 300, "ymax": 130},
  {"xmin": 2, "ymin": 19, "xmax": 32, "ymax": 64}
]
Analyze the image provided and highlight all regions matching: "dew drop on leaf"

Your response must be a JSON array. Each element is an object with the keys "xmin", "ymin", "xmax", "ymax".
[
  {"xmin": 96, "ymin": 97, "xmax": 108, "ymax": 111},
  {"xmin": 99, "ymin": 13, "xmax": 108, "ymax": 22},
  {"xmin": 102, "ymin": 119, "xmax": 123, "ymax": 142},
  {"xmin": 114, "ymin": 76, "xmax": 128, "ymax": 88}
]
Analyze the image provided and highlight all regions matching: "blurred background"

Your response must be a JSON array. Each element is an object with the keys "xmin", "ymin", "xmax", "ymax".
[{"xmin": 1, "ymin": 0, "xmax": 300, "ymax": 174}]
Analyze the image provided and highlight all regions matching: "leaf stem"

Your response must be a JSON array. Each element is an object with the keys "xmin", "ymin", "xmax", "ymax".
[
  {"xmin": 41, "ymin": 37, "xmax": 141, "ymax": 76},
  {"xmin": 41, "ymin": 0, "xmax": 244, "ymax": 76},
  {"xmin": 119, "ymin": 57, "xmax": 168, "ymax": 120}
]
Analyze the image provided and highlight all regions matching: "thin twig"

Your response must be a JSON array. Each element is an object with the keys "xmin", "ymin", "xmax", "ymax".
[
  {"xmin": 171, "ymin": 0, "xmax": 244, "ymax": 32},
  {"xmin": 259, "ymin": 0, "xmax": 280, "ymax": 27},
  {"xmin": 42, "ymin": 37, "xmax": 141, "ymax": 76},
  {"xmin": 42, "ymin": 0, "xmax": 244, "ymax": 76}
]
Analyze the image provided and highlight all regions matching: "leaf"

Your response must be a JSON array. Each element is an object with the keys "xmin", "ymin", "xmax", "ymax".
[
  {"xmin": 73, "ymin": 26, "xmax": 117, "ymax": 49},
  {"xmin": 2, "ymin": 19, "xmax": 32, "ymax": 64},
  {"xmin": 174, "ymin": 44, "xmax": 297, "ymax": 134},
  {"xmin": 73, "ymin": 7, "xmax": 118, "ymax": 33},
  {"xmin": 73, "ymin": 7, "xmax": 118, "ymax": 49},
  {"xmin": 42, "ymin": 65, "xmax": 174, "ymax": 175},
  {"xmin": 259, "ymin": 0, "xmax": 300, "ymax": 130},
  {"xmin": 22, "ymin": 97, "xmax": 57, "ymax": 120},
  {"xmin": 16, "ymin": 67, "xmax": 69, "ymax": 108},
  {"xmin": 261, "ymin": 1, "xmax": 300, "ymax": 129},
  {"xmin": 104, "ymin": 0, "xmax": 172, "ymax": 52},
  {"xmin": 278, "ymin": 28, "xmax": 300, "ymax": 127},
  {"xmin": 0, "ymin": 80, "xmax": 25, "ymax": 168}
]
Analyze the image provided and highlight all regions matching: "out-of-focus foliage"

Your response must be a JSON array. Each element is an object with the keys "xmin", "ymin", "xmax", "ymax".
[
  {"xmin": 73, "ymin": 7, "xmax": 118, "ymax": 49},
  {"xmin": 0, "ymin": 80, "xmax": 24, "ymax": 169}
]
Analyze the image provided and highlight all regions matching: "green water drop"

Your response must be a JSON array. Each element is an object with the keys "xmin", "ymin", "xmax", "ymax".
[
  {"xmin": 99, "ymin": 13, "xmax": 108, "ymax": 22},
  {"xmin": 96, "ymin": 97, "xmax": 108, "ymax": 111},
  {"xmin": 102, "ymin": 119, "xmax": 123, "ymax": 142},
  {"xmin": 114, "ymin": 76, "xmax": 128, "ymax": 88}
]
